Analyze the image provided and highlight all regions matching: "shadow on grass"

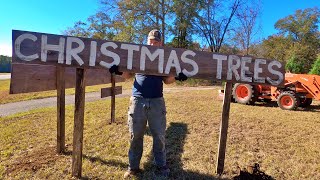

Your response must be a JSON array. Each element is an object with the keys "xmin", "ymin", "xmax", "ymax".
[
  {"xmin": 64, "ymin": 151, "xmax": 127, "ymax": 169},
  {"xmin": 300, "ymin": 104, "xmax": 320, "ymax": 112},
  {"xmin": 258, "ymin": 101, "xmax": 278, "ymax": 107},
  {"xmin": 62, "ymin": 151, "xmax": 128, "ymax": 179},
  {"xmin": 245, "ymin": 101, "xmax": 320, "ymax": 112},
  {"xmin": 142, "ymin": 122, "xmax": 225, "ymax": 180},
  {"xmin": 231, "ymin": 101, "xmax": 279, "ymax": 108},
  {"xmin": 62, "ymin": 122, "xmax": 276, "ymax": 179}
]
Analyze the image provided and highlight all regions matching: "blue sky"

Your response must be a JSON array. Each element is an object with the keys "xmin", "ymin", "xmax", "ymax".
[{"xmin": 0, "ymin": 0, "xmax": 319, "ymax": 56}]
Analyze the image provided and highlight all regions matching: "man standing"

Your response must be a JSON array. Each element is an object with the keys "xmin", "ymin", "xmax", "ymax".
[{"xmin": 109, "ymin": 29, "xmax": 187, "ymax": 178}]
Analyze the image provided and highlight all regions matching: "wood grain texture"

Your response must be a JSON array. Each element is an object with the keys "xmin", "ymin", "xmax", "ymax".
[
  {"xmin": 100, "ymin": 86, "xmax": 122, "ymax": 98},
  {"xmin": 216, "ymin": 82, "xmax": 232, "ymax": 175},
  {"xmin": 12, "ymin": 30, "xmax": 285, "ymax": 86},
  {"xmin": 10, "ymin": 63, "xmax": 124, "ymax": 94},
  {"xmin": 56, "ymin": 66, "xmax": 65, "ymax": 154},
  {"xmin": 72, "ymin": 68, "xmax": 86, "ymax": 178}
]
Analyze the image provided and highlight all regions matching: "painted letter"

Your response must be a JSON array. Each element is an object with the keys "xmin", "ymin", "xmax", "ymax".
[
  {"xmin": 66, "ymin": 37, "xmax": 84, "ymax": 66},
  {"xmin": 240, "ymin": 56, "xmax": 252, "ymax": 82},
  {"xmin": 254, "ymin": 59, "xmax": 266, "ymax": 83},
  {"xmin": 267, "ymin": 61, "xmax": 283, "ymax": 86},
  {"xmin": 140, "ymin": 46, "xmax": 164, "ymax": 73},
  {"xmin": 89, "ymin": 41, "xmax": 97, "ymax": 66},
  {"xmin": 100, "ymin": 42, "xmax": 120, "ymax": 68},
  {"xmin": 121, "ymin": 44, "xmax": 140, "ymax": 70},
  {"xmin": 14, "ymin": 33, "xmax": 39, "ymax": 61},
  {"xmin": 165, "ymin": 50, "xmax": 181, "ymax": 75},
  {"xmin": 227, "ymin": 55, "xmax": 241, "ymax": 81},
  {"xmin": 41, "ymin": 35, "xmax": 65, "ymax": 63},
  {"xmin": 213, "ymin": 54, "xmax": 227, "ymax": 79},
  {"xmin": 181, "ymin": 50, "xmax": 198, "ymax": 76}
]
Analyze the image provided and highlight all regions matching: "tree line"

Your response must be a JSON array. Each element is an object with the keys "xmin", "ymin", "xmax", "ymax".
[{"xmin": 63, "ymin": 1, "xmax": 319, "ymax": 75}]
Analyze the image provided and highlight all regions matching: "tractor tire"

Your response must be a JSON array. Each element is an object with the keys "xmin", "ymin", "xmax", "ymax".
[
  {"xmin": 277, "ymin": 91, "xmax": 300, "ymax": 110},
  {"xmin": 299, "ymin": 98, "xmax": 313, "ymax": 107},
  {"xmin": 232, "ymin": 83, "xmax": 257, "ymax": 105}
]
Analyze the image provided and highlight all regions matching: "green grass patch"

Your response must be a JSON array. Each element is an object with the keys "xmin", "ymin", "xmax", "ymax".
[{"xmin": 0, "ymin": 89, "xmax": 320, "ymax": 179}]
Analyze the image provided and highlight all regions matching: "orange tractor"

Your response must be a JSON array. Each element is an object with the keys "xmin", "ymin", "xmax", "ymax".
[{"xmin": 230, "ymin": 73, "xmax": 320, "ymax": 110}]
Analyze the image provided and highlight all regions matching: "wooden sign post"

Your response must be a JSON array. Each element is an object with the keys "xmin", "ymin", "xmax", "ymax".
[
  {"xmin": 216, "ymin": 82, "xmax": 233, "ymax": 175},
  {"xmin": 72, "ymin": 68, "xmax": 86, "ymax": 177},
  {"xmin": 10, "ymin": 63, "xmax": 124, "ymax": 157},
  {"xmin": 57, "ymin": 66, "xmax": 66, "ymax": 154},
  {"xmin": 111, "ymin": 74, "xmax": 116, "ymax": 124},
  {"xmin": 11, "ymin": 30, "xmax": 286, "ymax": 177}
]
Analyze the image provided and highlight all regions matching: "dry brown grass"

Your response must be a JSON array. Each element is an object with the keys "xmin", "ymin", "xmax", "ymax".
[{"xmin": 0, "ymin": 88, "xmax": 320, "ymax": 179}]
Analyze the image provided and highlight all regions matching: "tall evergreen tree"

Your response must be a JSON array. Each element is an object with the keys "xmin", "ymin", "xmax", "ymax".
[{"xmin": 309, "ymin": 55, "xmax": 320, "ymax": 75}]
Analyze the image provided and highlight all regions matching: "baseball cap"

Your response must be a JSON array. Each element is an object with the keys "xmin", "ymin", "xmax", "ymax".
[{"xmin": 148, "ymin": 29, "xmax": 161, "ymax": 41}]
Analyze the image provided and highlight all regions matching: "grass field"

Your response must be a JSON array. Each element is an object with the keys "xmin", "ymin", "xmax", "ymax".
[{"xmin": 1, "ymin": 87, "xmax": 320, "ymax": 179}]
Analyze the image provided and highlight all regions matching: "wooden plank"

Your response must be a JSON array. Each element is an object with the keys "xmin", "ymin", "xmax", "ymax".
[
  {"xmin": 72, "ymin": 68, "xmax": 86, "ymax": 178},
  {"xmin": 216, "ymin": 82, "xmax": 233, "ymax": 175},
  {"xmin": 56, "ymin": 66, "xmax": 65, "ymax": 154},
  {"xmin": 10, "ymin": 63, "xmax": 57, "ymax": 94},
  {"xmin": 10, "ymin": 63, "xmax": 124, "ymax": 94},
  {"xmin": 111, "ymin": 74, "xmax": 116, "ymax": 123},
  {"xmin": 100, "ymin": 86, "xmax": 122, "ymax": 98},
  {"xmin": 12, "ymin": 30, "xmax": 285, "ymax": 86}
]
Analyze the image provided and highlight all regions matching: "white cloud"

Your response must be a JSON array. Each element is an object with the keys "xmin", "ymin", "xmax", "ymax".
[{"xmin": 0, "ymin": 43, "xmax": 12, "ymax": 57}]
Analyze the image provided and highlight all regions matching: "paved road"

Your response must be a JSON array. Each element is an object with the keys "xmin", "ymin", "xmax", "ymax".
[
  {"xmin": 0, "ymin": 87, "xmax": 216, "ymax": 117},
  {"xmin": 0, "ymin": 74, "xmax": 11, "ymax": 80}
]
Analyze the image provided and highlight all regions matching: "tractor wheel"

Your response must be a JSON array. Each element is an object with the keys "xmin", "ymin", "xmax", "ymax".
[
  {"xmin": 277, "ymin": 91, "xmax": 300, "ymax": 110},
  {"xmin": 299, "ymin": 98, "xmax": 313, "ymax": 107},
  {"xmin": 232, "ymin": 83, "xmax": 257, "ymax": 105}
]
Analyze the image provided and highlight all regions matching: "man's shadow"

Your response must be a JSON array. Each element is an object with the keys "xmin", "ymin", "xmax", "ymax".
[{"xmin": 142, "ymin": 122, "xmax": 224, "ymax": 180}]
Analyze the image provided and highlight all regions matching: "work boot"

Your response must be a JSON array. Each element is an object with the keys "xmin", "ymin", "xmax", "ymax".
[
  {"xmin": 123, "ymin": 168, "xmax": 141, "ymax": 179},
  {"xmin": 154, "ymin": 165, "xmax": 170, "ymax": 178}
]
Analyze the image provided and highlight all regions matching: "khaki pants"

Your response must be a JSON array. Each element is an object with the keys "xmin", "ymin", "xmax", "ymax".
[{"xmin": 127, "ymin": 96, "xmax": 167, "ymax": 170}]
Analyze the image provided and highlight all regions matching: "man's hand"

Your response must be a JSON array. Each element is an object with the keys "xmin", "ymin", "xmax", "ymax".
[
  {"xmin": 175, "ymin": 72, "xmax": 188, "ymax": 81},
  {"xmin": 109, "ymin": 65, "xmax": 123, "ymax": 75}
]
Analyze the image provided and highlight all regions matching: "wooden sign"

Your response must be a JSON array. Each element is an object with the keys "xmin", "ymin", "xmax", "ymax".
[
  {"xmin": 10, "ymin": 63, "xmax": 124, "ymax": 94},
  {"xmin": 101, "ymin": 86, "xmax": 122, "ymax": 98},
  {"xmin": 12, "ymin": 30, "xmax": 285, "ymax": 86}
]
